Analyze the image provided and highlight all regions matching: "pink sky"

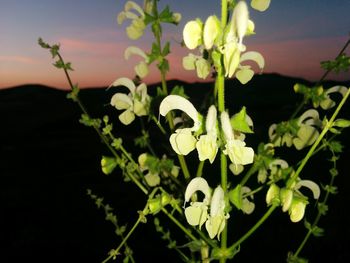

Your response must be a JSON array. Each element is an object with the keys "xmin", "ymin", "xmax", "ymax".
[{"xmin": 1, "ymin": 1, "xmax": 349, "ymax": 89}]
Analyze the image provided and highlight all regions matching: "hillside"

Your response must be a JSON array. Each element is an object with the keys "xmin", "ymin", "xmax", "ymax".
[{"xmin": 1, "ymin": 74, "xmax": 349, "ymax": 262}]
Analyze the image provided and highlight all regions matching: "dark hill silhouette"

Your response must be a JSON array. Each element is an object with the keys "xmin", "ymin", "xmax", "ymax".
[{"xmin": 0, "ymin": 74, "xmax": 349, "ymax": 262}]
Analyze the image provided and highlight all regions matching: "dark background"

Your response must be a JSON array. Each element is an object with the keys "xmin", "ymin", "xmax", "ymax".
[{"xmin": 1, "ymin": 74, "xmax": 349, "ymax": 262}]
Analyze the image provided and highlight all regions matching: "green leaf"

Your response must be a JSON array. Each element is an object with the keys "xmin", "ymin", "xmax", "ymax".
[
  {"xmin": 159, "ymin": 6, "xmax": 173, "ymax": 23},
  {"xmin": 333, "ymin": 118, "xmax": 350, "ymax": 128},
  {"xmin": 231, "ymin": 107, "xmax": 253, "ymax": 133},
  {"xmin": 162, "ymin": 41, "xmax": 171, "ymax": 57},
  {"xmin": 317, "ymin": 202, "xmax": 328, "ymax": 215},
  {"xmin": 50, "ymin": 44, "xmax": 60, "ymax": 58},
  {"xmin": 228, "ymin": 184, "xmax": 242, "ymax": 210},
  {"xmin": 38, "ymin": 37, "xmax": 50, "ymax": 49},
  {"xmin": 170, "ymin": 85, "xmax": 189, "ymax": 99},
  {"xmin": 311, "ymin": 225, "xmax": 324, "ymax": 237}
]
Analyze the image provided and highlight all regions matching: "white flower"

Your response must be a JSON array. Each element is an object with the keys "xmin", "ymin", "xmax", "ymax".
[
  {"xmin": 221, "ymin": 111, "xmax": 254, "ymax": 168},
  {"xmin": 205, "ymin": 185, "xmax": 228, "ymax": 240},
  {"xmin": 184, "ymin": 177, "xmax": 211, "ymax": 229},
  {"xmin": 184, "ymin": 178, "xmax": 229, "ymax": 239},
  {"xmin": 266, "ymin": 179, "xmax": 320, "ymax": 223},
  {"xmin": 159, "ymin": 95, "xmax": 201, "ymax": 155},
  {"xmin": 124, "ymin": 46, "xmax": 149, "ymax": 78},
  {"xmin": 110, "ymin": 77, "xmax": 150, "ymax": 125},
  {"xmin": 117, "ymin": 1, "xmax": 146, "ymax": 40},
  {"xmin": 196, "ymin": 105, "xmax": 219, "ymax": 163}
]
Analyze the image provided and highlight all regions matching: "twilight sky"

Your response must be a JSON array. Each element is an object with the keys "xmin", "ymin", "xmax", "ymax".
[{"xmin": 1, "ymin": 0, "xmax": 350, "ymax": 89}]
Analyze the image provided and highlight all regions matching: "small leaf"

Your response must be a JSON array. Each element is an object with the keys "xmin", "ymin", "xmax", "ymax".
[
  {"xmin": 231, "ymin": 106, "xmax": 253, "ymax": 133},
  {"xmin": 228, "ymin": 184, "xmax": 242, "ymax": 209}
]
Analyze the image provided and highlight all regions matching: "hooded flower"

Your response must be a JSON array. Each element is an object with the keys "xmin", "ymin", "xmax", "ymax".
[
  {"xmin": 266, "ymin": 179, "xmax": 320, "ymax": 223},
  {"xmin": 124, "ymin": 46, "xmax": 150, "ymax": 78},
  {"xmin": 184, "ymin": 178, "xmax": 229, "ymax": 239},
  {"xmin": 269, "ymin": 109, "xmax": 321, "ymax": 150},
  {"xmin": 117, "ymin": 1, "xmax": 146, "ymax": 40},
  {"xmin": 110, "ymin": 77, "xmax": 150, "ymax": 125},
  {"xmin": 159, "ymin": 95, "xmax": 202, "ymax": 155},
  {"xmin": 221, "ymin": 111, "xmax": 254, "ymax": 168}
]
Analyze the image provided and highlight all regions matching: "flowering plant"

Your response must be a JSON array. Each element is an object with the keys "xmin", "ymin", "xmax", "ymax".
[{"xmin": 39, "ymin": 0, "xmax": 350, "ymax": 262}]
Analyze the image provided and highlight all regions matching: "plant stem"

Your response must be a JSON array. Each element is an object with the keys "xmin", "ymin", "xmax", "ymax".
[
  {"xmin": 196, "ymin": 161, "xmax": 205, "ymax": 177},
  {"xmin": 219, "ymin": 1, "xmax": 228, "ymax": 262},
  {"xmin": 229, "ymin": 205, "xmax": 277, "ymax": 251},
  {"xmin": 288, "ymin": 83, "xmax": 350, "ymax": 187},
  {"xmin": 161, "ymin": 208, "xmax": 198, "ymax": 242},
  {"xmin": 102, "ymin": 213, "xmax": 144, "ymax": 263}
]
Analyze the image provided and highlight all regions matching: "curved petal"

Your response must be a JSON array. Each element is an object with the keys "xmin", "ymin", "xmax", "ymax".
[
  {"xmin": 185, "ymin": 177, "xmax": 211, "ymax": 203},
  {"xmin": 125, "ymin": 1, "xmax": 145, "ymax": 17},
  {"xmin": 205, "ymin": 215, "xmax": 226, "ymax": 240},
  {"xmin": 144, "ymin": 173, "xmax": 160, "ymax": 187},
  {"xmin": 119, "ymin": 109, "xmax": 135, "ymax": 125},
  {"xmin": 110, "ymin": 93, "xmax": 133, "ymax": 110},
  {"xmin": 295, "ymin": 180, "xmax": 320, "ymax": 199},
  {"xmin": 160, "ymin": 95, "xmax": 200, "ymax": 131},
  {"xmin": 240, "ymin": 51, "xmax": 265, "ymax": 69},
  {"xmin": 298, "ymin": 109, "xmax": 319, "ymax": 125},
  {"xmin": 124, "ymin": 46, "xmax": 148, "ymax": 60},
  {"xmin": 109, "ymin": 77, "xmax": 136, "ymax": 94}
]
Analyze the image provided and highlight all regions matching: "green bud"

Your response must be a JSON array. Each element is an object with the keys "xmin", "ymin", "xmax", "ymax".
[{"xmin": 101, "ymin": 156, "xmax": 118, "ymax": 175}]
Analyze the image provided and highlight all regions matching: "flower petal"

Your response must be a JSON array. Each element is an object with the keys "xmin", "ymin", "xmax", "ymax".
[
  {"xmin": 124, "ymin": 46, "xmax": 148, "ymax": 60},
  {"xmin": 295, "ymin": 180, "xmax": 320, "ymax": 199},
  {"xmin": 185, "ymin": 203, "xmax": 208, "ymax": 228},
  {"xmin": 159, "ymin": 95, "xmax": 200, "ymax": 131},
  {"xmin": 236, "ymin": 67, "xmax": 254, "ymax": 84},
  {"xmin": 170, "ymin": 128, "xmax": 197, "ymax": 155},
  {"xmin": 251, "ymin": 0, "xmax": 271, "ymax": 12},
  {"xmin": 109, "ymin": 77, "xmax": 136, "ymax": 94},
  {"xmin": 185, "ymin": 177, "xmax": 211, "ymax": 203},
  {"xmin": 183, "ymin": 19, "xmax": 203, "ymax": 50},
  {"xmin": 111, "ymin": 93, "xmax": 133, "ymax": 110},
  {"xmin": 240, "ymin": 51, "xmax": 265, "ymax": 70},
  {"xmin": 119, "ymin": 109, "xmax": 135, "ymax": 125},
  {"xmin": 210, "ymin": 186, "xmax": 225, "ymax": 217},
  {"xmin": 203, "ymin": 15, "xmax": 220, "ymax": 50},
  {"xmin": 233, "ymin": 1, "xmax": 249, "ymax": 46}
]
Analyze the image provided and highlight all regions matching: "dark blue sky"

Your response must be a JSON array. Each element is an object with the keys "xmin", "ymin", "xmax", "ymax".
[{"xmin": 1, "ymin": 0, "xmax": 349, "ymax": 88}]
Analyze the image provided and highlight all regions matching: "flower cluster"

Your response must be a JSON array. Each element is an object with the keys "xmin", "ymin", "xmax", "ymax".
[
  {"xmin": 269, "ymin": 109, "xmax": 322, "ymax": 150},
  {"xmin": 182, "ymin": 1, "xmax": 265, "ymax": 84},
  {"xmin": 109, "ymin": 77, "xmax": 150, "ymax": 125},
  {"xmin": 266, "ymin": 178, "xmax": 320, "ymax": 222},
  {"xmin": 159, "ymin": 95, "xmax": 254, "ymax": 167},
  {"xmin": 184, "ymin": 177, "xmax": 229, "ymax": 239}
]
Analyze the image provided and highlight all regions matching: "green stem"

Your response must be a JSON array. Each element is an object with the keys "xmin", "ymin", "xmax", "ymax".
[
  {"xmin": 152, "ymin": 116, "xmax": 167, "ymax": 135},
  {"xmin": 288, "ymin": 84, "xmax": 350, "ymax": 187},
  {"xmin": 102, "ymin": 214, "xmax": 143, "ymax": 263},
  {"xmin": 196, "ymin": 161, "xmax": 205, "ymax": 177},
  {"xmin": 229, "ymin": 205, "xmax": 277, "ymax": 251},
  {"xmin": 161, "ymin": 208, "xmax": 198, "ymax": 242},
  {"xmin": 55, "ymin": 51, "xmax": 149, "ymax": 195},
  {"xmin": 219, "ymin": 1, "xmax": 228, "ymax": 262}
]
